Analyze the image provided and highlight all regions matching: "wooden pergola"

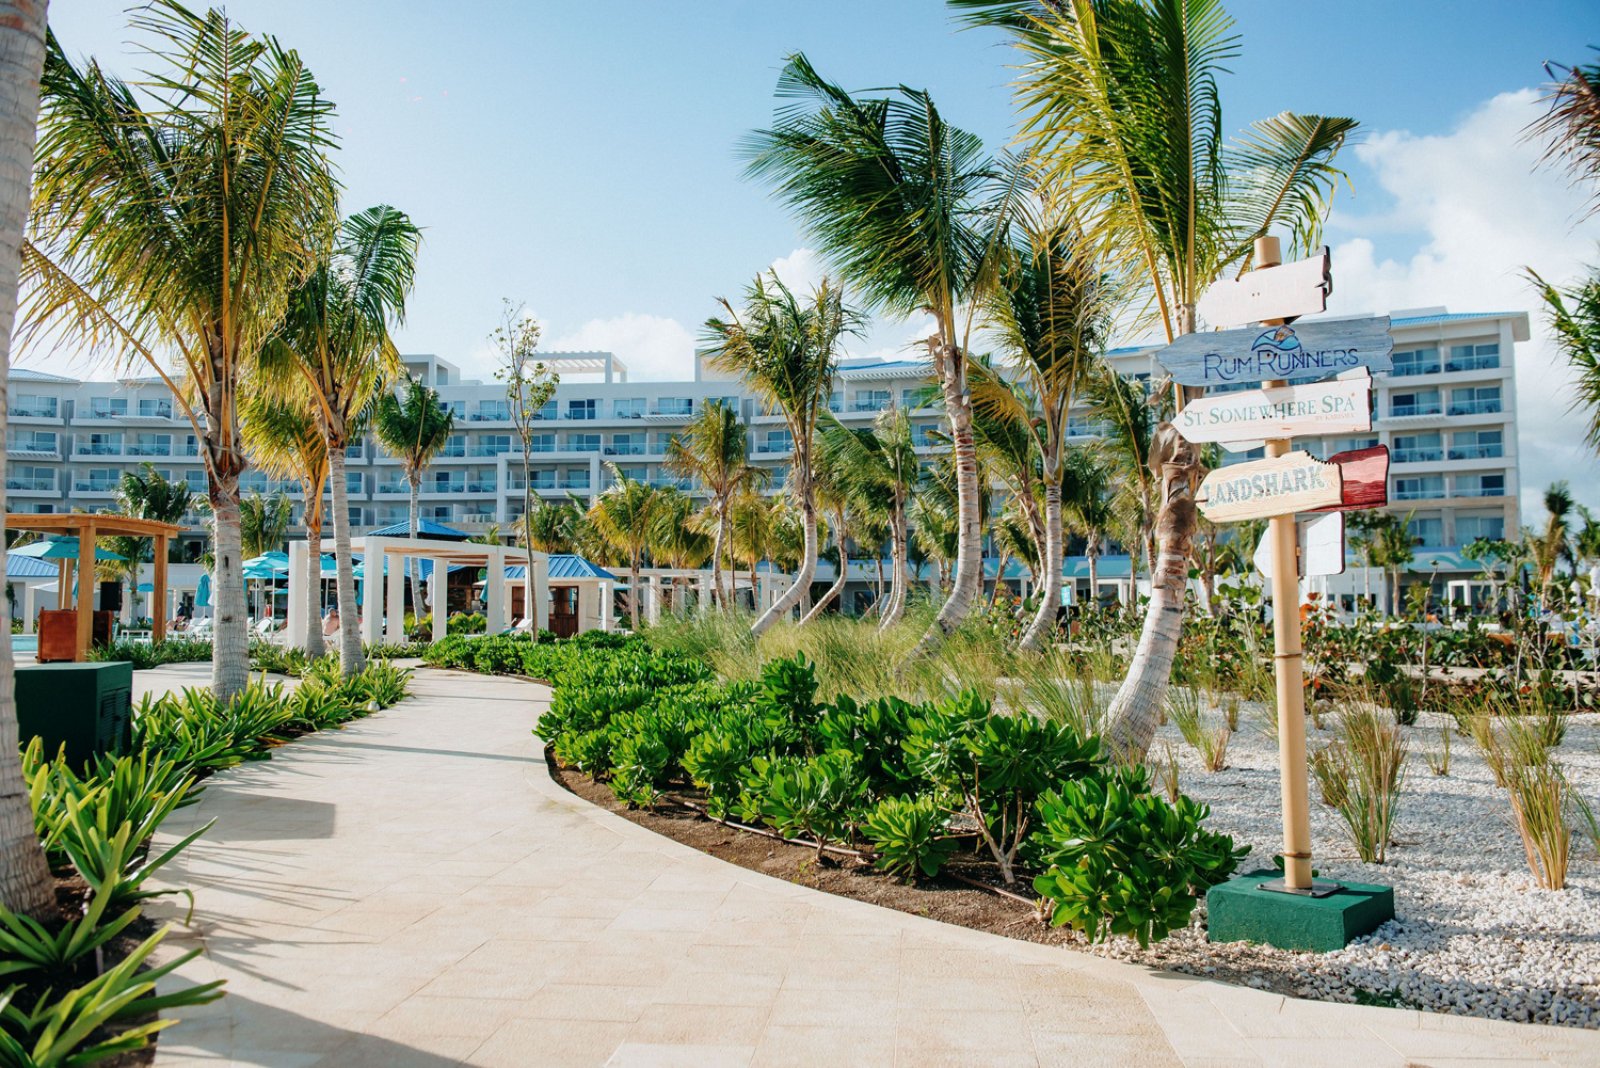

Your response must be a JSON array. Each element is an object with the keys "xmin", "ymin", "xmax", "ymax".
[{"xmin": 5, "ymin": 513, "xmax": 183, "ymax": 660}]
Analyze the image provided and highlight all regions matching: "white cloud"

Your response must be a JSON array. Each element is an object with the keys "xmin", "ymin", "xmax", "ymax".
[
  {"xmin": 546, "ymin": 312, "xmax": 697, "ymax": 382},
  {"xmin": 1325, "ymin": 89, "xmax": 1600, "ymax": 521},
  {"xmin": 769, "ymin": 247, "xmax": 825, "ymax": 293}
]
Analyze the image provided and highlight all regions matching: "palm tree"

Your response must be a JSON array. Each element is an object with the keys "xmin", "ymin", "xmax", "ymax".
[
  {"xmin": 25, "ymin": 4, "xmax": 340, "ymax": 698},
  {"xmin": 587, "ymin": 467, "xmax": 663, "ymax": 629},
  {"xmin": 819, "ymin": 408, "xmax": 921, "ymax": 629},
  {"xmin": 105, "ymin": 464, "xmax": 199, "ymax": 621},
  {"xmin": 1529, "ymin": 270, "xmax": 1600, "ymax": 454},
  {"xmin": 704, "ymin": 272, "xmax": 856, "ymax": 635},
  {"xmin": 973, "ymin": 216, "xmax": 1114, "ymax": 649},
  {"xmin": 523, "ymin": 499, "xmax": 581, "ymax": 554},
  {"xmin": 1534, "ymin": 482, "xmax": 1575, "ymax": 602},
  {"xmin": 728, "ymin": 491, "xmax": 777, "ymax": 612},
  {"xmin": 240, "ymin": 492, "xmax": 294, "ymax": 559},
  {"xmin": 804, "ymin": 425, "xmax": 859, "ymax": 622},
  {"xmin": 374, "ymin": 375, "xmax": 456, "ymax": 620},
  {"xmin": 0, "ymin": 0, "xmax": 64, "ymax": 917},
  {"xmin": 742, "ymin": 53, "xmax": 1013, "ymax": 652},
  {"xmin": 963, "ymin": 0, "xmax": 1357, "ymax": 757},
  {"xmin": 261, "ymin": 205, "xmax": 420, "ymax": 677},
  {"xmin": 242, "ymin": 394, "xmax": 329, "ymax": 655},
  {"xmin": 1528, "ymin": 52, "xmax": 1600, "ymax": 222},
  {"xmin": 664, "ymin": 399, "xmax": 766, "ymax": 607}
]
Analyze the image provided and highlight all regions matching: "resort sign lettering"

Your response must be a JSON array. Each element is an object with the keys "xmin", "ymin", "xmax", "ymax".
[
  {"xmin": 1173, "ymin": 372, "xmax": 1372, "ymax": 445},
  {"xmin": 1155, "ymin": 316, "xmax": 1393, "ymax": 387},
  {"xmin": 1195, "ymin": 450, "xmax": 1344, "ymax": 523}
]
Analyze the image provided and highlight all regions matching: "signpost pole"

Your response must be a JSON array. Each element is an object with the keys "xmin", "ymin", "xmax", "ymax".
[{"xmin": 1255, "ymin": 235, "xmax": 1315, "ymax": 892}]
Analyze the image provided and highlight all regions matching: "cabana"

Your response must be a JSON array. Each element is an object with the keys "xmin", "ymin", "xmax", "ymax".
[
  {"xmin": 4, "ymin": 513, "xmax": 183, "ymax": 660},
  {"xmin": 286, "ymin": 535, "xmax": 548, "ymax": 649},
  {"xmin": 505, "ymin": 554, "xmax": 617, "ymax": 636}
]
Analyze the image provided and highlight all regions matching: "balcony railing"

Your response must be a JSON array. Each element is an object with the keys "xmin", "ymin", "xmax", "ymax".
[
  {"xmin": 471, "ymin": 445, "xmax": 515, "ymax": 457},
  {"xmin": 466, "ymin": 481, "xmax": 497, "ymax": 493},
  {"xmin": 1448, "ymin": 399, "xmax": 1501, "ymax": 416},
  {"xmin": 1391, "ymin": 448, "xmax": 1442, "ymax": 464},
  {"xmin": 9, "ymin": 442, "xmax": 59, "ymax": 457},
  {"xmin": 73, "ymin": 481, "xmax": 120, "ymax": 494},
  {"xmin": 850, "ymin": 400, "xmax": 888, "ymax": 412},
  {"xmin": 652, "ymin": 403, "xmax": 693, "ymax": 417},
  {"xmin": 376, "ymin": 484, "xmax": 407, "ymax": 494},
  {"xmin": 9, "ymin": 406, "xmax": 57, "ymax": 419},
  {"xmin": 74, "ymin": 444, "xmax": 124, "ymax": 456},
  {"xmin": 83, "ymin": 408, "xmax": 127, "ymax": 420},
  {"xmin": 1389, "ymin": 402, "xmax": 1442, "ymax": 418},
  {"xmin": 565, "ymin": 408, "xmax": 597, "ymax": 421},
  {"xmin": 127, "ymin": 443, "xmax": 173, "ymax": 457},
  {"xmin": 6, "ymin": 477, "xmax": 55, "ymax": 491},
  {"xmin": 559, "ymin": 478, "xmax": 591, "ymax": 490},
  {"xmin": 470, "ymin": 411, "xmax": 510, "ymax": 422},
  {"xmin": 1446, "ymin": 354, "xmax": 1500, "ymax": 373},
  {"xmin": 1455, "ymin": 484, "xmax": 1506, "ymax": 498},
  {"xmin": 756, "ymin": 442, "xmax": 792, "ymax": 454},
  {"xmin": 438, "ymin": 445, "xmax": 467, "ymax": 457},
  {"xmin": 1448, "ymin": 444, "xmax": 1504, "ymax": 460},
  {"xmin": 1390, "ymin": 361, "xmax": 1441, "ymax": 378},
  {"xmin": 606, "ymin": 444, "xmax": 647, "ymax": 456},
  {"xmin": 567, "ymin": 441, "xmax": 601, "ymax": 453},
  {"xmin": 1392, "ymin": 486, "xmax": 1445, "ymax": 501}
]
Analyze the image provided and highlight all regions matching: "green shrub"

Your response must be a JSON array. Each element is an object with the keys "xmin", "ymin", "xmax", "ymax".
[
  {"xmin": 90, "ymin": 638, "xmax": 211, "ymax": 670},
  {"xmin": 736, "ymin": 751, "xmax": 866, "ymax": 857},
  {"xmin": 863, "ymin": 795, "xmax": 954, "ymax": 880},
  {"xmin": 1032, "ymin": 770, "xmax": 1246, "ymax": 946}
]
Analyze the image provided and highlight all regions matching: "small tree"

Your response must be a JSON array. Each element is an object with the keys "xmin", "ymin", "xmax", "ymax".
[
  {"xmin": 492, "ymin": 300, "xmax": 559, "ymax": 607},
  {"xmin": 373, "ymin": 376, "xmax": 455, "ymax": 615},
  {"xmin": 105, "ymin": 463, "xmax": 198, "ymax": 619}
]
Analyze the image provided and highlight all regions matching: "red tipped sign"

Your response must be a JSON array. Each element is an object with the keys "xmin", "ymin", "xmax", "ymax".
[{"xmin": 1312, "ymin": 445, "xmax": 1391, "ymax": 513}]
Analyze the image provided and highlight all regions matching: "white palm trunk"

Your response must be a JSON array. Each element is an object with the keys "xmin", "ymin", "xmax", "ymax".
[
  {"xmin": 880, "ymin": 502, "xmax": 910, "ymax": 631},
  {"xmin": 919, "ymin": 341, "xmax": 982, "ymax": 650},
  {"xmin": 409, "ymin": 468, "xmax": 422, "ymax": 631},
  {"xmin": 328, "ymin": 447, "xmax": 364, "ymax": 677},
  {"xmin": 802, "ymin": 512, "xmax": 848, "ymax": 622},
  {"xmin": 0, "ymin": 0, "xmax": 55, "ymax": 919},
  {"xmin": 302, "ymin": 512, "xmax": 325, "ymax": 658},
  {"xmin": 211, "ymin": 482, "xmax": 250, "ymax": 699},
  {"xmin": 1021, "ymin": 480, "xmax": 1064, "ymax": 650},
  {"xmin": 753, "ymin": 494, "xmax": 817, "ymax": 636},
  {"xmin": 712, "ymin": 503, "xmax": 729, "ymax": 609}
]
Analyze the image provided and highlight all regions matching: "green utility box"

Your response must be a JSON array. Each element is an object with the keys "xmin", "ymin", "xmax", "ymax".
[
  {"xmin": 1206, "ymin": 868, "xmax": 1394, "ymax": 952},
  {"xmin": 15, "ymin": 661, "xmax": 134, "ymax": 768}
]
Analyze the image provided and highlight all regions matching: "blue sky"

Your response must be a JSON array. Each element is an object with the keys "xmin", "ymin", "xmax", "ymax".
[{"xmin": 42, "ymin": 1, "xmax": 1600, "ymax": 512}]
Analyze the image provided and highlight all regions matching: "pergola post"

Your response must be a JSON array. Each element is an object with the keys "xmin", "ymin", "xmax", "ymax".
[
  {"xmin": 152, "ymin": 535, "xmax": 168, "ymax": 642},
  {"xmin": 74, "ymin": 523, "xmax": 94, "ymax": 662},
  {"xmin": 431, "ymin": 559, "xmax": 449, "ymax": 643},
  {"xmin": 599, "ymin": 580, "xmax": 613, "ymax": 633},
  {"xmin": 386, "ymin": 549, "xmax": 405, "ymax": 644},
  {"xmin": 361, "ymin": 542, "xmax": 385, "ymax": 647},
  {"xmin": 531, "ymin": 555, "xmax": 549, "ymax": 634},
  {"xmin": 287, "ymin": 539, "xmax": 309, "ymax": 650},
  {"xmin": 485, "ymin": 556, "xmax": 507, "ymax": 634}
]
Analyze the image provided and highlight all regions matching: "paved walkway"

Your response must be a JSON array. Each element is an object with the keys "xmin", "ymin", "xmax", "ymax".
[{"xmin": 142, "ymin": 665, "xmax": 1600, "ymax": 1067}]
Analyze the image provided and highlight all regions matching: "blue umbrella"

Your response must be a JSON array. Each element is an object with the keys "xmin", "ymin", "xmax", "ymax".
[
  {"xmin": 12, "ymin": 537, "xmax": 125, "ymax": 562},
  {"xmin": 195, "ymin": 573, "xmax": 211, "ymax": 608}
]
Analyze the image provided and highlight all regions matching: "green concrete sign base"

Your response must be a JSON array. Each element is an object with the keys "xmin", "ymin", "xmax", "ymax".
[{"xmin": 1206, "ymin": 868, "xmax": 1394, "ymax": 952}]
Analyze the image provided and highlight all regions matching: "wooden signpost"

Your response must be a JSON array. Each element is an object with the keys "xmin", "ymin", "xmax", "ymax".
[
  {"xmin": 1174, "ymin": 371, "xmax": 1372, "ymax": 445},
  {"xmin": 1154, "ymin": 315, "xmax": 1393, "ymax": 388},
  {"xmin": 1195, "ymin": 450, "xmax": 1344, "ymax": 522},
  {"xmin": 1198, "ymin": 247, "xmax": 1331, "ymax": 328},
  {"xmin": 1165, "ymin": 236, "xmax": 1398, "ymax": 902}
]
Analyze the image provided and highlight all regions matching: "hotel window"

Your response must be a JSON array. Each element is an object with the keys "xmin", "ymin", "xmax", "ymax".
[
  {"xmin": 618, "ymin": 466, "xmax": 648, "ymax": 482},
  {"xmin": 1389, "ymin": 389, "xmax": 1441, "ymax": 417},
  {"xmin": 534, "ymin": 400, "xmax": 556, "ymax": 421},
  {"xmin": 440, "ymin": 434, "xmax": 466, "ymax": 457},
  {"xmin": 1446, "ymin": 343, "xmax": 1500, "ymax": 373},
  {"xmin": 762, "ymin": 430, "xmax": 793, "ymax": 453},
  {"xmin": 1391, "ymin": 432, "xmax": 1442, "ymax": 464},
  {"xmin": 1455, "ymin": 512, "xmax": 1505, "ymax": 541},
  {"xmin": 1449, "ymin": 386, "xmax": 1501, "ymax": 416},
  {"xmin": 438, "ymin": 399, "xmax": 465, "ymax": 417},
  {"xmin": 346, "ymin": 472, "xmax": 364, "ymax": 494},
  {"xmin": 655, "ymin": 397, "xmax": 692, "ymax": 416},
  {"xmin": 566, "ymin": 399, "xmax": 596, "ymax": 420},
  {"xmin": 1449, "ymin": 429, "xmax": 1503, "ymax": 460},
  {"xmin": 136, "ymin": 398, "xmax": 172, "ymax": 418},
  {"xmin": 81, "ymin": 432, "xmax": 123, "ymax": 455},
  {"xmin": 610, "ymin": 433, "xmax": 646, "ymax": 456},
  {"xmin": 568, "ymin": 433, "xmax": 601, "ymax": 453},
  {"xmin": 1326, "ymin": 435, "xmax": 1379, "ymax": 454},
  {"xmin": 1407, "ymin": 514, "xmax": 1444, "ymax": 546},
  {"xmin": 1391, "ymin": 347, "xmax": 1440, "ymax": 377},
  {"xmin": 528, "ymin": 432, "xmax": 555, "ymax": 452},
  {"xmin": 475, "ymin": 434, "xmax": 513, "ymax": 456},
  {"xmin": 1455, "ymin": 473, "xmax": 1505, "ymax": 498},
  {"xmin": 10, "ymin": 394, "xmax": 57, "ymax": 418},
  {"xmin": 614, "ymin": 397, "xmax": 645, "ymax": 419},
  {"xmin": 1392, "ymin": 475, "xmax": 1444, "ymax": 500},
  {"xmin": 6, "ymin": 466, "xmax": 53, "ymax": 491},
  {"xmin": 901, "ymin": 388, "xmax": 924, "ymax": 409},
  {"xmin": 10, "ymin": 431, "xmax": 57, "ymax": 453},
  {"xmin": 561, "ymin": 468, "xmax": 591, "ymax": 489},
  {"xmin": 827, "ymin": 391, "xmax": 842, "ymax": 413},
  {"xmin": 853, "ymin": 389, "xmax": 890, "ymax": 412},
  {"xmin": 87, "ymin": 397, "xmax": 127, "ymax": 418},
  {"xmin": 475, "ymin": 400, "xmax": 509, "ymax": 421},
  {"xmin": 914, "ymin": 424, "xmax": 941, "ymax": 447}
]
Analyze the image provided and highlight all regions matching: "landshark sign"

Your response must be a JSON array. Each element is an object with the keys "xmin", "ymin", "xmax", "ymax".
[
  {"xmin": 1173, "ymin": 371, "xmax": 1372, "ymax": 445},
  {"xmin": 1196, "ymin": 450, "xmax": 1344, "ymax": 522},
  {"xmin": 1155, "ymin": 316, "xmax": 1393, "ymax": 387}
]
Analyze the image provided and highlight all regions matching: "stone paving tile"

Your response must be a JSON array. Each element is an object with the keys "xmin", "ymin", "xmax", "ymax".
[{"xmin": 140, "ymin": 665, "xmax": 1600, "ymax": 1068}]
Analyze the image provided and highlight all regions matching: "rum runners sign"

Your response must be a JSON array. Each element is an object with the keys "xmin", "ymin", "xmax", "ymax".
[
  {"xmin": 1196, "ymin": 451, "xmax": 1344, "ymax": 523},
  {"xmin": 1155, "ymin": 316, "xmax": 1393, "ymax": 387}
]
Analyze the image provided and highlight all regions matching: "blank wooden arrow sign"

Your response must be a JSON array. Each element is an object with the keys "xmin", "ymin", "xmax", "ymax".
[
  {"xmin": 1196, "ymin": 450, "xmax": 1343, "ymax": 522},
  {"xmin": 1198, "ymin": 247, "xmax": 1331, "ymax": 328},
  {"xmin": 1254, "ymin": 511, "xmax": 1347, "ymax": 579},
  {"xmin": 1155, "ymin": 316, "xmax": 1393, "ymax": 387},
  {"xmin": 1174, "ymin": 371, "xmax": 1372, "ymax": 446}
]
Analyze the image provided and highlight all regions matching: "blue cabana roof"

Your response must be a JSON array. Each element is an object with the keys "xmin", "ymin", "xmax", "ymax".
[
  {"xmin": 366, "ymin": 519, "xmax": 470, "ymax": 541},
  {"xmin": 6, "ymin": 554, "xmax": 58, "ymax": 579},
  {"xmin": 503, "ymin": 555, "xmax": 617, "ymax": 582}
]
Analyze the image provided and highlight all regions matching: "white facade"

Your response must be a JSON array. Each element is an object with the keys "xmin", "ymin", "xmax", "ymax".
[{"xmin": 5, "ymin": 306, "xmax": 1526, "ymax": 559}]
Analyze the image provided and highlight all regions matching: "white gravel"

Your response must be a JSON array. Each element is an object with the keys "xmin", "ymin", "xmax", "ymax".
[{"xmin": 1096, "ymin": 700, "xmax": 1600, "ymax": 1029}]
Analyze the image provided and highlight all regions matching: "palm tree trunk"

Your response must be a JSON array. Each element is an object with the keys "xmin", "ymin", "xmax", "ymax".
[
  {"xmin": 328, "ymin": 447, "xmax": 364, "ymax": 678},
  {"xmin": 1087, "ymin": 538, "xmax": 1100, "ymax": 610},
  {"xmin": 408, "ymin": 467, "xmax": 422, "ymax": 629},
  {"xmin": 303, "ymin": 510, "xmax": 325, "ymax": 658},
  {"xmin": 629, "ymin": 559, "xmax": 642, "ymax": 630},
  {"xmin": 873, "ymin": 554, "xmax": 885, "ymax": 617},
  {"xmin": 0, "ymin": 0, "xmax": 55, "ymax": 918},
  {"xmin": 803, "ymin": 510, "xmax": 848, "ymax": 622},
  {"xmin": 209, "ymin": 476, "xmax": 251, "ymax": 699},
  {"xmin": 881, "ymin": 502, "xmax": 909, "ymax": 631},
  {"xmin": 753, "ymin": 475, "xmax": 818, "ymax": 636},
  {"xmin": 1021, "ymin": 479, "xmax": 1064, "ymax": 651},
  {"xmin": 918, "ymin": 338, "xmax": 982, "ymax": 651},
  {"xmin": 711, "ymin": 501, "xmax": 728, "ymax": 609},
  {"xmin": 1104, "ymin": 446, "xmax": 1203, "ymax": 760}
]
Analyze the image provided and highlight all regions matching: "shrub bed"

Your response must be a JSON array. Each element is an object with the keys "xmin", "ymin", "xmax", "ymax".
[
  {"xmin": 1, "ymin": 659, "xmax": 414, "ymax": 1063},
  {"xmin": 441, "ymin": 632, "xmax": 1245, "ymax": 948}
]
